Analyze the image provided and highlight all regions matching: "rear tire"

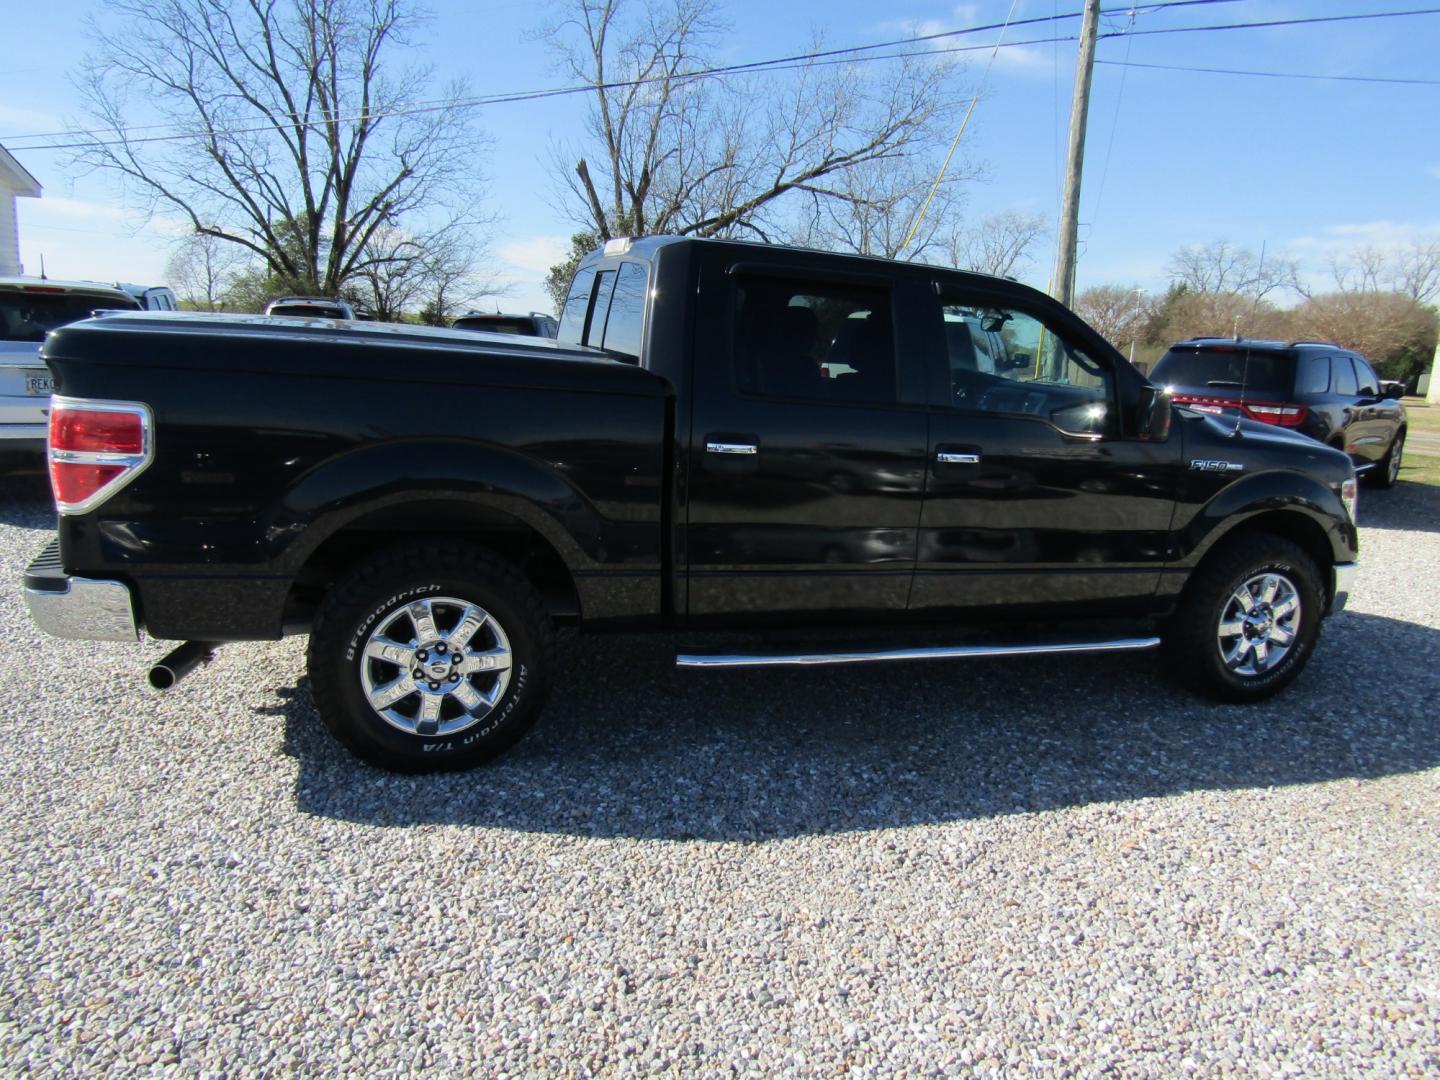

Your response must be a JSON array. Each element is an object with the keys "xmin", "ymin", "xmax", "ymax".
[
  {"xmin": 1164, "ymin": 535, "xmax": 1323, "ymax": 703},
  {"xmin": 308, "ymin": 541, "xmax": 555, "ymax": 772},
  {"xmin": 1371, "ymin": 429, "xmax": 1404, "ymax": 489}
]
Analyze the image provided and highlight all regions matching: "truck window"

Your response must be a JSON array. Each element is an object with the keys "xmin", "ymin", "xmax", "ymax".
[
  {"xmin": 733, "ymin": 277, "xmax": 896, "ymax": 404},
  {"xmin": 598, "ymin": 262, "xmax": 646, "ymax": 362},
  {"xmin": 939, "ymin": 299, "xmax": 1113, "ymax": 437},
  {"xmin": 556, "ymin": 265, "xmax": 598, "ymax": 345}
]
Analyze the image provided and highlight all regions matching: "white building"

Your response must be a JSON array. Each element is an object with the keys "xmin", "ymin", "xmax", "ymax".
[{"xmin": 0, "ymin": 144, "xmax": 42, "ymax": 277}]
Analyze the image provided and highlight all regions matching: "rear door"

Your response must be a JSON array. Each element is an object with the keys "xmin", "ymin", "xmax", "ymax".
[
  {"xmin": 683, "ymin": 255, "xmax": 930, "ymax": 624},
  {"xmin": 913, "ymin": 284, "xmax": 1180, "ymax": 616},
  {"xmin": 1345, "ymin": 354, "xmax": 1399, "ymax": 466}
]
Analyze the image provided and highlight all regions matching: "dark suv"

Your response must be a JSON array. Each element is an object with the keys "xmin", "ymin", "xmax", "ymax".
[{"xmin": 1151, "ymin": 338, "xmax": 1407, "ymax": 487}]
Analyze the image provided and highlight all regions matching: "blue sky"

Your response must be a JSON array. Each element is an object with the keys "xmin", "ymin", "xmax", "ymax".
[{"xmin": 2, "ymin": 0, "xmax": 1437, "ymax": 311}]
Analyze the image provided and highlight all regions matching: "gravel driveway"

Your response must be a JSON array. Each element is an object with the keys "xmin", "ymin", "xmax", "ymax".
[{"xmin": 1, "ymin": 474, "xmax": 1437, "ymax": 1076}]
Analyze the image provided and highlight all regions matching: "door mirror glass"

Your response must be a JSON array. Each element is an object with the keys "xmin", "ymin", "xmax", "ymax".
[{"xmin": 1138, "ymin": 384, "xmax": 1172, "ymax": 442}]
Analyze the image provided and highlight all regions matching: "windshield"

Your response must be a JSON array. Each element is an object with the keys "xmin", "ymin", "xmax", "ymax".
[
  {"xmin": 1151, "ymin": 347, "xmax": 1294, "ymax": 395},
  {"xmin": 0, "ymin": 291, "xmax": 138, "ymax": 342}
]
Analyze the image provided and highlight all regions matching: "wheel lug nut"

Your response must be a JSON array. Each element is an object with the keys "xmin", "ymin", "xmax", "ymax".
[
  {"xmin": 416, "ymin": 650, "xmax": 428, "ymax": 661},
  {"xmin": 428, "ymin": 681, "xmax": 440, "ymax": 691},
  {"xmin": 436, "ymin": 643, "xmax": 446, "ymax": 654},
  {"xmin": 413, "ymin": 669, "xmax": 424, "ymax": 680},
  {"xmin": 450, "ymin": 673, "xmax": 460, "ymax": 682}
]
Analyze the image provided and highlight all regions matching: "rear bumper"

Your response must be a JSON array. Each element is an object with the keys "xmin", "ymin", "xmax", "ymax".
[
  {"xmin": 24, "ymin": 539, "xmax": 138, "ymax": 642},
  {"xmin": 1330, "ymin": 561, "xmax": 1358, "ymax": 615}
]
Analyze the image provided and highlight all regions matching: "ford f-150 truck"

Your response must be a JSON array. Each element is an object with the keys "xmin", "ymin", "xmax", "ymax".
[{"xmin": 24, "ymin": 237, "xmax": 1359, "ymax": 772}]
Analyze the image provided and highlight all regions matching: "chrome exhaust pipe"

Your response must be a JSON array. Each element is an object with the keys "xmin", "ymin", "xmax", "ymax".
[{"xmin": 148, "ymin": 641, "xmax": 218, "ymax": 690}]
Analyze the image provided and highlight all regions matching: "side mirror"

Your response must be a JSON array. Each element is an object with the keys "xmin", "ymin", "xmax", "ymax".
[
  {"xmin": 1379, "ymin": 380, "xmax": 1406, "ymax": 400},
  {"xmin": 1138, "ymin": 384, "xmax": 1172, "ymax": 442}
]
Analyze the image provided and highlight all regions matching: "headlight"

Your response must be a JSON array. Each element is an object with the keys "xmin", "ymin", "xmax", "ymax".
[{"xmin": 1339, "ymin": 477, "xmax": 1358, "ymax": 524}]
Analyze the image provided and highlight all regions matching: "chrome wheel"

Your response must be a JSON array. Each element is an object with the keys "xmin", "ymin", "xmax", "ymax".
[
  {"xmin": 1388, "ymin": 434, "xmax": 1403, "ymax": 484},
  {"xmin": 359, "ymin": 595, "xmax": 512, "ymax": 737},
  {"xmin": 1216, "ymin": 572, "xmax": 1301, "ymax": 677}
]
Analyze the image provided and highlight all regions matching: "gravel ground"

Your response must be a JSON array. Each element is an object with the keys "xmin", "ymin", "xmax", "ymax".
[{"xmin": 1, "ymin": 473, "xmax": 1437, "ymax": 1076}]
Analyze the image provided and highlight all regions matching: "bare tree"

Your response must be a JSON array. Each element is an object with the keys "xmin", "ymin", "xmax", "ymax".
[
  {"xmin": 1307, "ymin": 239, "xmax": 1440, "ymax": 304},
  {"xmin": 74, "ymin": 0, "xmax": 491, "ymax": 297},
  {"xmin": 165, "ymin": 231, "xmax": 249, "ymax": 310},
  {"xmin": 1292, "ymin": 291, "xmax": 1437, "ymax": 383},
  {"xmin": 1394, "ymin": 239, "xmax": 1440, "ymax": 303},
  {"xmin": 1073, "ymin": 285, "xmax": 1153, "ymax": 349},
  {"xmin": 1167, "ymin": 240, "xmax": 1294, "ymax": 301},
  {"xmin": 354, "ymin": 219, "xmax": 507, "ymax": 323},
  {"xmin": 944, "ymin": 210, "xmax": 1049, "ymax": 279},
  {"xmin": 793, "ymin": 160, "xmax": 972, "ymax": 262},
  {"xmin": 545, "ymin": 0, "xmax": 961, "ymax": 243}
]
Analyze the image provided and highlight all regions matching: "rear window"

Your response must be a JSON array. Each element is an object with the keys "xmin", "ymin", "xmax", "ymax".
[
  {"xmin": 1151, "ymin": 346, "xmax": 1294, "ymax": 395},
  {"xmin": 268, "ymin": 303, "xmax": 345, "ymax": 318},
  {"xmin": 0, "ymin": 291, "xmax": 138, "ymax": 342},
  {"xmin": 453, "ymin": 317, "xmax": 536, "ymax": 336}
]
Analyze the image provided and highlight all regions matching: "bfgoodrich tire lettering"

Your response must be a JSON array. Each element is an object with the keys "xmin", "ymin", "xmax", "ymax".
[
  {"xmin": 1164, "ymin": 534, "xmax": 1324, "ymax": 703},
  {"xmin": 308, "ymin": 541, "xmax": 555, "ymax": 772}
]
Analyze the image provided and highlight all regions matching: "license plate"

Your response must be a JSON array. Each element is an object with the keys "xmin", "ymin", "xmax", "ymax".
[{"xmin": 25, "ymin": 375, "xmax": 53, "ymax": 396}]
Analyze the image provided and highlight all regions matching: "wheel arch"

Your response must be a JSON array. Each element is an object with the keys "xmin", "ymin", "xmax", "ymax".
[
  {"xmin": 283, "ymin": 499, "xmax": 581, "ymax": 631},
  {"xmin": 1188, "ymin": 508, "xmax": 1339, "ymax": 608}
]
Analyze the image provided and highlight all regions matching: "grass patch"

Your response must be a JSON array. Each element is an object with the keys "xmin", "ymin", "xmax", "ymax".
[
  {"xmin": 1403, "ymin": 398, "xmax": 1440, "ymax": 435},
  {"xmin": 1398, "ymin": 456, "xmax": 1440, "ymax": 488}
]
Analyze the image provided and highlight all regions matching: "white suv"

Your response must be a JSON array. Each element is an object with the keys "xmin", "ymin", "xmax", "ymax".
[{"xmin": 0, "ymin": 278, "xmax": 140, "ymax": 464}]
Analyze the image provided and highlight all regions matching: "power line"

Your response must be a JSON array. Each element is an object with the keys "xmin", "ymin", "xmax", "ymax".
[
  {"xmin": 1, "ymin": 1, "xmax": 1241, "ymax": 148},
  {"xmin": 1096, "ymin": 58, "xmax": 1440, "ymax": 86},
  {"xmin": 6, "ymin": 4, "xmax": 1438, "ymax": 153}
]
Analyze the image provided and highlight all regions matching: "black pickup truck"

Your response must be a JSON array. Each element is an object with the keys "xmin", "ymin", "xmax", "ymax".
[{"xmin": 24, "ymin": 237, "xmax": 1359, "ymax": 771}]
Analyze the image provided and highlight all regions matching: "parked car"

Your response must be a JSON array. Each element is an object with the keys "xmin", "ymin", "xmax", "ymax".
[
  {"xmin": 451, "ymin": 311, "xmax": 558, "ymax": 338},
  {"xmin": 25, "ymin": 237, "xmax": 1358, "ymax": 773},
  {"xmin": 114, "ymin": 283, "xmax": 179, "ymax": 311},
  {"xmin": 264, "ymin": 296, "xmax": 355, "ymax": 319},
  {"xmin": 1151, "ymin": 338, "xmax": 1407, "ymax": 487},
  {"xmin": 0, "ymin": 277, "xmax": 139, "ymax": 464}
]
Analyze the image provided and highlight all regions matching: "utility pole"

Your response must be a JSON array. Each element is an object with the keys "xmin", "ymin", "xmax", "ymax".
[{"xmin": 1053, "ymin": 0, "xmax": 1102, "ymax": 308}]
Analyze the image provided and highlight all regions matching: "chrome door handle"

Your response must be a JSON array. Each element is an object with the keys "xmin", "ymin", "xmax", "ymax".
[
  {"xmin": 706, "ymin": 442, "xmax": 758, "ymax": 455},
  {"xmin": 936, "ymin": 451, "xmax": 981, "ymax": 464}
]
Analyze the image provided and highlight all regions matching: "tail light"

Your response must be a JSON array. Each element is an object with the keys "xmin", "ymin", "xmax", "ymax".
[
  {"xmin": 1241, "ymin": 402, "xmax": 1308, "ymax": 427},
  {"xmin": 48, "ymin": 397, "xmax": 154, "ymax": 514}
]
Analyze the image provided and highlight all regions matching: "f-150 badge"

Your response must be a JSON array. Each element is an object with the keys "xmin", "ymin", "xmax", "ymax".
[{"xmin": 1189, "ymin": 460, "xmax": 1244, "ymax": 472}]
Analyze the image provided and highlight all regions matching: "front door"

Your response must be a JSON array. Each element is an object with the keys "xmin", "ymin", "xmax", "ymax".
[
  {"xmin": 683, "ymin": 261, "xmax": 930, "ymax": 624},
  {"xmin": 912, "ymin": 287, "xmax": 1180, "ymax": 617}
]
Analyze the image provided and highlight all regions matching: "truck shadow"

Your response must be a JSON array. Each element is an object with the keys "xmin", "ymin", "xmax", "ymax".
[{"xmin": 280, "ymin": 609, "xmax": 1440, "ymax": 840}]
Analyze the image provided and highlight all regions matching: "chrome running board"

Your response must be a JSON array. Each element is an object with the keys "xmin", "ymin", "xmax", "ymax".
[{"xmin": 675, "ymin": 636, "xmax": 1161, "ymax": 669}]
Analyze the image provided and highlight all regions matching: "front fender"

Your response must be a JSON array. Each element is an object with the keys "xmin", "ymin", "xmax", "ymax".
[{"xmin": 1175, "ymin": 468, "xmax": 1357, "ymax": 570}]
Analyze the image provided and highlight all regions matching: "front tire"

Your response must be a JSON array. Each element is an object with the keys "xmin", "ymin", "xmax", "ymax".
[
  {"xmin": 308, "ymin": 541, "xmax": 555, "ymax": 772},
  {"xmin": 1371, "ymin": 429, "xmax": 1404, "ymax": 489},
  {"xmin": 1164, "ymin": 535, "xmax": 1323, "ymax": 703}
]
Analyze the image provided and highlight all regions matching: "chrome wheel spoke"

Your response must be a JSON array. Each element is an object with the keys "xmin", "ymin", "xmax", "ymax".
[
  {"xmin": 1268, "ymin": 622, "xmax": 1295, "ymax": 646},
  {"xmin": 1217, "ymin": 619, "xmax": 1245, "ymax": 638},
  {"xmin": 416, "ymin": 693, "xmax": 443, "ymax": 735},
  {"xmin": 1231, "ymin": 587, "xmax": 1257, "ymax": 614},
  {"xmin": 458, "ymin": 647, "xmax": 512, "ymax": 676},
  {"xmin": 368, "ymin": 675, "xmax": 418, "ymax": 710},
  {"xmin": 1260, "ymin": 575, "xmax": 1279, "ymax": 605},
  {"xmin": 1251, "ymin": 639, "xmax": 1270, "ymax": 670},
  {"xmin": 449, "ymin": 680, "xmax": 485, "ymax": 712},
  {"xmin": 364, "ymin": 636, "xmax": 414, "ymax": 666},
  {"xmin": 1223, "ymin": 639, "xmax": 1252, "ymax": 668},
  {"xmin": 1271, "ymin": 596, "xmax": 1298, "ymax": 620},
  {"xmin": 408, "ymin": 599, "xmax": 440, "ymax": 643},
  {"xmin": 447, "ymin": 606, "xmax": 488, "ymax": 650}
]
